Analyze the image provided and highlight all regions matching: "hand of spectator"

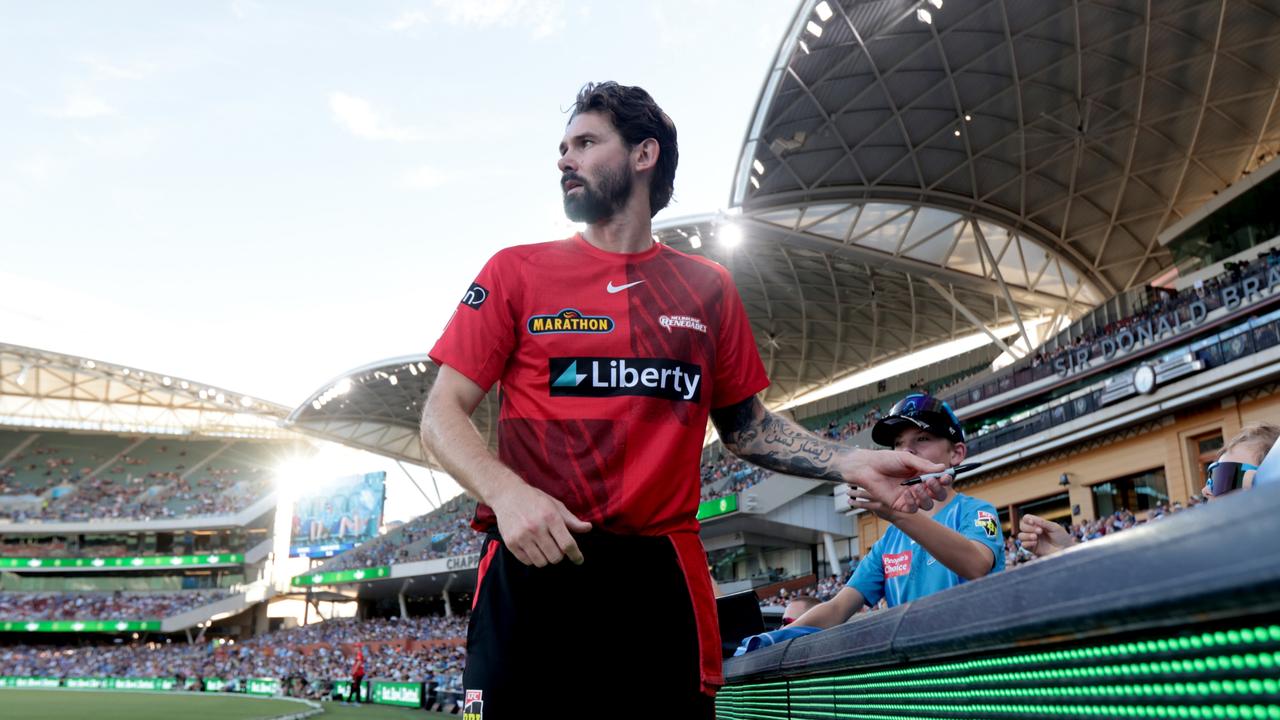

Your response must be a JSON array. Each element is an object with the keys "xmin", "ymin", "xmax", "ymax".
[
  {"xmin": 1017, "ymin": 514, "xmax": 1075, "ymax": 557},
  {"xmin": 841, "ymin": 450, "xmax": 947, "ymax": 515},
  {"xmin": 733, "ymin": 626, "xmax": 821, "ymax": 656},
  {"xmin": 488, "ymin": 482, "xmax": 591, "ymax": 567}
]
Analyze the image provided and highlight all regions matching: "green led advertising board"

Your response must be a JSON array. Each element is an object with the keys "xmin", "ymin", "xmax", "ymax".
[
  {"xmin": 696, "ymin": 494, "xmax": 738, "ymax": 520},
  {"xmin": 292, "ymin": 565, "xmax": 390, "ymax": 586},
  {"xmin": 371, "ymin": 681, "xmax": 422, "ymax": 707},
  {"xmin": 0, "ymin": 620, "xmax": 161, "ymax": 633},
  {"xmin": 0, "ymin": 554, "xmax": 243, "ymax": 570}
]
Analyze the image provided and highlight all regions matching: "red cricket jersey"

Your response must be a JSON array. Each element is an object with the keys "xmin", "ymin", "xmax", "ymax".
[{"xmin": 429, "ymin": 234, "xmax": 769, "ymax": 536}]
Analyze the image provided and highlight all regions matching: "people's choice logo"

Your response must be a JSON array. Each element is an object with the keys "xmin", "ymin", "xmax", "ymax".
[{"xmin": 882, "ymin": 550, "xmax": 913, "ymax": 578}]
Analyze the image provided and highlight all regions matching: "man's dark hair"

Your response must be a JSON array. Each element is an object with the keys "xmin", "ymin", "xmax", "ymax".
[{"xmin": 570, "ymin": 81, "xmax": 678, "ymax": 218}]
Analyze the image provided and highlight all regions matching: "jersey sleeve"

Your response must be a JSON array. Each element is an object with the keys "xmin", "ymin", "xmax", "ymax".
[
  {"xmin": 428, "ymin": 251, "xmax": 519, "ymax": 393},
  {"xmin": 847, "ymin": 540, "xmax": 885, "ymax": 608},
  {"xmin": 711, "ymin": 268, "xmax": 770, "ymax": 408},
  {"xmin": 958, "ymin": 497, "xmax": 1006, "ymax": 574}
]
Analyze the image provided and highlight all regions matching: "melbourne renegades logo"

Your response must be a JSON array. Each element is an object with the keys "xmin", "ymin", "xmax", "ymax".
[{"xmin": 461, "ymin": 283, "xmax": 489, "ymax": 310}]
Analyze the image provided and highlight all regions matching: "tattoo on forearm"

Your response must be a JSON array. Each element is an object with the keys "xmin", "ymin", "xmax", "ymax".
[{"xmin": 711, "ymin": 397, "xmax": 849, "ymax": 481}]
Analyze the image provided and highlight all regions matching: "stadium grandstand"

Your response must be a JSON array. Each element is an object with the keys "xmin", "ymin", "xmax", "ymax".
[
  {"xmin": 6, "ymin": 1, "xmax": 1280, "ymax": 718},
  {"xmin": 280, "ymin": 1, "xmax": 1280, "ymax": 717}
]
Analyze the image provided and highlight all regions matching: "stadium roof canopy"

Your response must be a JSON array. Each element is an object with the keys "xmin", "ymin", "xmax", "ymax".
[
  {"xmin": 654, "ymin": 0, "xmax": 1280, "ymax": 406},
  {"xmin": 0, "ymin": 343, "xmax": 294, "ymax": 440},
  {"xmin": 286, "ymin": 355, "xmax": 496, "ymax": 467},
  {"xmin": 287, "ymin": 0, "xmax": 1280, "ymax": 464}
]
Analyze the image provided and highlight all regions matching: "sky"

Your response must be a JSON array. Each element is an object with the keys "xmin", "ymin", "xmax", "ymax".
[{"xmin": 0, "ymin": 1, "xmax": 800, "ymax": 521}]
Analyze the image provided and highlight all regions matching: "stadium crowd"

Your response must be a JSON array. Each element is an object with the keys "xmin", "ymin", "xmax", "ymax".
[
  {"xmin": 0, "ymin": 613, "xmax": 468, "ymax": 705},
  {"xmin": 0, "ymin": 541, "xmax": 238, "ymax": 559},
  {"xmin": 1018, "ymin": 249, "xmax": 1280, "ymax": 375},
  {"xmin": 0, "ymin": 591, "xmax": 229, "ymax": 621},
  {"xmin": 1003, "ymin": 497, "xmax": 1206, "ymax": 567},
  {"xmin": 315, "ymin": 495, "xmax": 483, "ymax": 572}
]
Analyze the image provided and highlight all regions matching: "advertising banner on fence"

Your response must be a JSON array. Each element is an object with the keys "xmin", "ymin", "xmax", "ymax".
[
  {"xmin": 0, "ymin": 620, "xmax": 162, "ymax": 633},
  {"xmin": 371, "ymin": 681, "xmax": 423, "ymax": 707},
  {"xmin": 0, "ymin": 677, "xmax": 61, "ymax": 688},
  {"xmin": 332, "ymin": 680, "xmax": 369, "ymax": 701},
  {"xmin": 246, "ymin": 677, "xmax": 279, "ymax": 696}
]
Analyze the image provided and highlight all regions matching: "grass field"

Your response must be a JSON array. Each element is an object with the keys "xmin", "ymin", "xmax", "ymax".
[{"xmin": 0, "ymin": 689, "xmax": 455, "ymax": 719}]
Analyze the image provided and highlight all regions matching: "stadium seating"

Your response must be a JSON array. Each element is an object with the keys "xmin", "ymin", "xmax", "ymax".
[
  {"xmin": 0, "ymin": 431, "xmax": 281, "ymax": 522},
  {"xmin": 0, "ymin": 614, "xmax": 468, "ymax": 702},
  {"xmin": 311, "ymin": 495, "xmax": 482, "ymax": 572},
  {"xmin": 0, "ymin": 591, "xmax": 230, "ymax": 620}
]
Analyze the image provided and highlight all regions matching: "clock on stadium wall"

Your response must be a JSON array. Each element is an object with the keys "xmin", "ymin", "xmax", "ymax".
[{"xmin": 1132, "ymin": 364, "xmax": 1157, "ymax": 395}]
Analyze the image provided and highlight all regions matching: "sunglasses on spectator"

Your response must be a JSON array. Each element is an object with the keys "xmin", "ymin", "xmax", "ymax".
[{"xmin": 1205, "ymin": 461, "xmax": 1258, "ymax": 496}]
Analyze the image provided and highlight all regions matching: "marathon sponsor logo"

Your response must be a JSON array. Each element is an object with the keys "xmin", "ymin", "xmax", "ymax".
[
  {"xmin": 549, "ymin": 357, "xmax": 701, "ymax": 402},
  {"xmin": 882, "ymin": 550, "xmax": 912, "ymax": 579},
  {"xmin": 461, "ymin": 282, "xmax": 489, "ymax": 310},
  {"xmin": 527, "ymin": 308, "xmax": 615, "ymax": 334},
  {"xmin": 447, "ymin": 552, "xmax": 481, "ymax": 570},
  {"xmin": 658, "ymin": 314, "xmax": 707, "ymax": 334},
  {"xmin": 464, "ymin": 689, "xmax": 484, "ymax": 720}
]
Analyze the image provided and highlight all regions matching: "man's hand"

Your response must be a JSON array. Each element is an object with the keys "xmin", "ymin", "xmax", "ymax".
[
  {"xmin": 1016, "ymin": 514, "xmax": 1074, "ymax": 557},
  {"xmin": 489, "ymin": 483, "xmax": 592, "ymax": 567},
  {"xmin": 843, "ymin": 450, "xmax": 948, "ymax": 515}
]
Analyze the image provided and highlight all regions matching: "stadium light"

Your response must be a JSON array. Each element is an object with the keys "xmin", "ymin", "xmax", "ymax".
[
  {"xmin": 927, "ymin": 0, "xmax": 943, "ymax": 8},
  {"xmin": 753, "ymin": 159, "xmax": 765, "ymax": 175},
  {"xmin": 718, "ymin": 223, "xmax": 743, "ymax": 249},
  {"xmin": 917, "ymin": 8, "xmax": 932, "ymax": 24},
  {"xmin": 799, "ymin": 39, "xmax": 811, "ymax": 55},
  {"xmin": 805, "ymin": 20, "xmax": 823, "ymax": 37},
  {"xmin": 388, "ymin": 374, "xmax": 398, "ymax": 386},
  {"xmin": 815, "ymin": 1, "xmax": 833, "ymax": 21},
  {"xmin": 689, "ymin": 234, "xmax": 702, "ymax": 249}
]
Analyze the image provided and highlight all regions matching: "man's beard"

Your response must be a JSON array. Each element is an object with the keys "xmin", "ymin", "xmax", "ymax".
[{"xmin": 562, "ymin": 162, "xmax": 633, "ymax": 224}]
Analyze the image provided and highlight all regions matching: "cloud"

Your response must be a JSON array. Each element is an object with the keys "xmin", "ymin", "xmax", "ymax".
[
  {"xmin": 402, "ymin": 165, "xmax": 448, "ymax": 190},
  {"xmin": 431, "ymin": 0, "xmax": 566, "ymax": 38},
  {"xmin": 46, "ymin": 93, "xmax": 116, "ymax": 119},
  {"xmin": 81, "ymin": 57, "xmax": 155, "ymax": 81},
  {"xmin": 328, "ymin": 92, "xmax": 422, "ymax": 143},
  {"xmin": 388, "ymin": 10, "xmax": 431, "ymax": 31}
]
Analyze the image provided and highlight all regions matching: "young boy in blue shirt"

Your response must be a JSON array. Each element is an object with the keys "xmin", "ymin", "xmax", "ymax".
[{"xmin": 779, "ymin": 394, "xmax": 1004, "ymax": 632}]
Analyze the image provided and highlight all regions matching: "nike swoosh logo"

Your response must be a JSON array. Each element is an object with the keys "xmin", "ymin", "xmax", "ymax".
[{"xmin": 606, "ymin": 280, "xmax": 645, "ymax": 294}]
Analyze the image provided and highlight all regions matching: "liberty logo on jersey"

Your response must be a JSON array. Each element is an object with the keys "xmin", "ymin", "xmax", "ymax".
[
  {"xmin": 527, "ymin": 308, "xmax": 615, "ymax": 334},
  {"xmin": 549, "ymin": 357, "xmax": 701, "ymax": 402}
]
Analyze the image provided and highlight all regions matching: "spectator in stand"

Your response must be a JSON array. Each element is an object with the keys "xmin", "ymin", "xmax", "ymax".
[
  {"xmin": 1019, "ymin": 423, "xmax": 1280, "ymax": 559},
  {"xmin": 739, "ymin": 395, "xmax": 1002, "ymax": 652},
  {"xmin": 781, "ymin": 596, "xmax": 820, "ymax": 626},
  {"xmin": 1203, "ymin": 422, "xmax": 1280, "ymax": 500}
]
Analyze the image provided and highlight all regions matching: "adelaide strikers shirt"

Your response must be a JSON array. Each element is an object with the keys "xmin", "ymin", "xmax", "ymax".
[
  {"xmin": 429, "ymin": 233, "xmax": 770, "ymax": 536},
  {"xmin": 848, "ymin": 493, "xmax": 1005, "ymax": 608}
]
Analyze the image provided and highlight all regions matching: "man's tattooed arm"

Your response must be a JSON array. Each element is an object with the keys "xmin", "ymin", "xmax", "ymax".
[{"xmin": 710, "ymin": 395, "xmax": 853, "ymax": 481}]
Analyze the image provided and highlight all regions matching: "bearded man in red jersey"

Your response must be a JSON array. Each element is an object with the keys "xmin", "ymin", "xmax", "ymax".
[{"xmin": 422, "ymin": 81, "xmax": 950, "ymax": 719}]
